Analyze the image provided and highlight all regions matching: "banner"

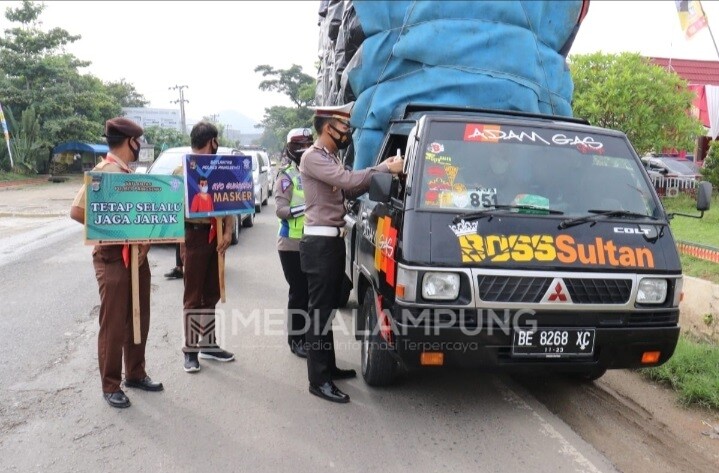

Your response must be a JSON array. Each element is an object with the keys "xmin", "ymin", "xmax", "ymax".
[
  {"xmin": 84, "ymin": 172, "xmax": 185, "ymax": 245},
  {"xmin": 676, "ymin": 0, "xmax": 708, "ymax": 38},
  {"xmin": 183, "ymin": 153, "xmax": 255, "ymax": 218},
  {"xmin": 0, "ymin": 102, "xmax": 13, "ymax": 167}
]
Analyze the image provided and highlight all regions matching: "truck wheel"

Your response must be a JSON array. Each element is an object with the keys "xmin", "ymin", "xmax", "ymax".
[
  {"xmin": 338, "ymin": 275, "xmax": 352, "ymax": 308},
  {"xmin": 360, "ymin": 289, "xmax": 397, "ymax": 386}
]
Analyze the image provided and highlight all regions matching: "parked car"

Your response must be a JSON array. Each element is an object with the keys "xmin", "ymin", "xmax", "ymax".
[
  {"xmin": 238, "ymin": 147, "xmax": 270, "ymax": 212},
  {"xmin": 146, "ymin": 146, "xmax": 254, "ymax": 244},
  {"xmin": 641, "ymin": 156, "xmax": 702, "ymax": 180}
]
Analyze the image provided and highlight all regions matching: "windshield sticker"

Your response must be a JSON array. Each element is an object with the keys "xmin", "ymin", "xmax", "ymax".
[
  {"xmin": 427, "ymin": 142, "xmax": 445, "ymax": 153},
  {"xmin": 439, "ymin": 189, "xmax": 497, "ymax": 209},
  {"xmin": 449, "ymin": 221, "xmax": 654, "ymax": 268},
  {"xmin": 462, "ymin": 124, "xmax": 605, "ymax": 151},
  {"xmin": 425, "ymin": 152, "xmax": 453, "ymax": 165}
]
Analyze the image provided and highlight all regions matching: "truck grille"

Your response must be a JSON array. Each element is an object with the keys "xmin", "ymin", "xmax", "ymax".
[
  {"xmin": 564, "ymin": 278, "xmax": 632, "ymax": 304},
  {"xmin": 477, "ymin": 276, "xmax": 632, "ymax": 304},
  {"xmin": 477, "ymin": 276, "xmax": 552, "ymax": 303}
]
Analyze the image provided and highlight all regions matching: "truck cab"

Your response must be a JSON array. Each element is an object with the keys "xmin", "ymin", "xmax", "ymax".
[{"xmin": 343, "ymin": 105, "xmax": 712, "ymax": 386}]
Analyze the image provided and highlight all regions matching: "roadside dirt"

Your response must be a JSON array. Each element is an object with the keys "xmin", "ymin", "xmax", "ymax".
[
  {"xmin": 517, "ymin": 369, "xmax": 719, "ymax": 472},
  {"xmin": 2, "ymin": 178, "xmax": 718, "ymax": 471}
]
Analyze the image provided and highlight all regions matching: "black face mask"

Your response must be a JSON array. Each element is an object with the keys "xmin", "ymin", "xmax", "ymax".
[
  {"xmin": 287, "ymin": 146, "xmax": 308, "ymax": 164},
  {"xmin": 129, "ymin": 139, "xmax": 140, "ymax": 162},
  {"xmin": 329, "ymin": 124, "xmax": 352, "ymax": 150},
  {"xmin": 210, "ymin": 139, "xmax": 219, "ymax": 155}
]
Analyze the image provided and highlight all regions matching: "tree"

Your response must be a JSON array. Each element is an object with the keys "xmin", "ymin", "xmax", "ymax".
[
  {"xmin": 255, "ymin": 64, "xmax": 316, "ymax": 153},
  {"xmin": 142, "ymin": 126, "xmax": 189, "ymax": 158},
  {"xmin": 0, "ymin": 104, "xmax": 43, "ymax": 174},
  {"xmin": 570, "ymin": 52, "xmax": 704, "ymax": 156},
  {"xmin": 0, "ymin": 1, "xmax": 148, "ymax": 164},
  {"xmin": 702, "ymin": 140, "xmax": 719, "ymax": 189}
]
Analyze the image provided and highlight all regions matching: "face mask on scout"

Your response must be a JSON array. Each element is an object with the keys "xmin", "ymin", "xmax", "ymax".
[
  {"xmin": 210, "ymin": 138, "xmax": 219, "ymax": 155},
  {"xmin": 129, "ymin": 139, "xmax": 141, "ymax": 162},
  {"xmin": 200, "ymin": 185, "xmax": 209, "ymax": 193},
  {"xmin": 328, "ymin": 124, "xmax": 352, "ymax": 150}
]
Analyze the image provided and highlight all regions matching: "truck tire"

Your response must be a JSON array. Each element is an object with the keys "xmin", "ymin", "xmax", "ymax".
[
  {"xmin": 360, "ymin": 288, "xmax": 397, "ymax": 386},
  {"xmin": 242, "ymin": 213, "xmax": 254, "ymax": 228}
]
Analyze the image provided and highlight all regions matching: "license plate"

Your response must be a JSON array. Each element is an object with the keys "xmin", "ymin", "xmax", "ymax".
[{"xmin": 511, "ymin": 328, "xmax": 595, "ymax": 358}]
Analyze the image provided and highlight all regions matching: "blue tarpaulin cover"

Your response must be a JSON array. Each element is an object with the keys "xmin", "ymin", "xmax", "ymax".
[
  {"xmin": 52, "ymin": 141, "xmax": 109, "ymax": 155},
  {"xmin": 316, "ymin": 0, "xmax": 588, "ymax": 169}
]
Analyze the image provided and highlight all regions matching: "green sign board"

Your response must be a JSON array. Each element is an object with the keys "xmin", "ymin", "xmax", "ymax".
[{"xmin": 84, "ymin": 172, "xmax": 185, "ymax": 244}]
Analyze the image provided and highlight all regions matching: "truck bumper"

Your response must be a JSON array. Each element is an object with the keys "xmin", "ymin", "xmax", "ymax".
[{"xmin": 391, "ymin": 311, "xmax": 680, "ymax": 373}]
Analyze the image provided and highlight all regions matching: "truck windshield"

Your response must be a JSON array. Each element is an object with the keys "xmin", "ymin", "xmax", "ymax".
[{"xmin": 417, "ymin": 120, "xmax": 659, "ymax": 218}]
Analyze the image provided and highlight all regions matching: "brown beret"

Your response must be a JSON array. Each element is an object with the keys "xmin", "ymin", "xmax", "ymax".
[{"xmin": 104, "ymin": 117, "xmax": 144, "ymax": 138}]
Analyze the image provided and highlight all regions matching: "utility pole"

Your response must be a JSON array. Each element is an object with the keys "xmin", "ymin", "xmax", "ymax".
[{"xmin": 169, "ymin": 85, "xmax": 189, "ymax": 133}]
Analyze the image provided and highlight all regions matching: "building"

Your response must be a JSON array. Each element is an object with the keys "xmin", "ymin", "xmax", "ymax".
[
  {"xmin": 649, "ymin": 57, "xmax": 719, "ymax": 161},
  {"xmin": 122, "ymin": 107, "xmax": 182, "ymax": 131}
]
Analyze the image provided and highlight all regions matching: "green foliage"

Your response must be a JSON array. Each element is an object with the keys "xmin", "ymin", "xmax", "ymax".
[
  {"xmin": 0, "ymin": 0, "xmax": 148, "ymax": 171},
  {"xmin": 662, "ymin": 193, "xmax": 719, "ymax": 247},
  {"xmin": 255, "ymin": 64, "xmax": 316, "ymax": 153},
  {"xmin": 642, "ymin": 335, "xmax": 719, "ymax": 410},
  {"xmin": 143, "ymin": 126, "xmax": 189, "ymax": 158},
  {"xmin": 570, "ymin": 52, "xmax": 704, "ymax": 156},
  {"xmin": 0, "ymin": 104, "xmax": 44, "ymax": 174},
  {"xmin": 702, "ymin": 140, "xmax": 719, "ymax": 189}
]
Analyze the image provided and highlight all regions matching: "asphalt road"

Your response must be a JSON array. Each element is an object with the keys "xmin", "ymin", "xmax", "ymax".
[{"xmin": 0, "ymin": 193, "xmax": 618, "ymax": 473}]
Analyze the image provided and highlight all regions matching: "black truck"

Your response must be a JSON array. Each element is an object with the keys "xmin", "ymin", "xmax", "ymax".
[{"xmin": 342, "ymin": 105, "xmax": 712, "ymax": 386}]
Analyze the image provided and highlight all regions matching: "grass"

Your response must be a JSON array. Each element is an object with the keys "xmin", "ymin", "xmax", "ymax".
[
  {"xmin": 663, "ymin": 193, "xmax": 719, "ymax": 247},
  {"xmin": 642, "ymin": 335, "xmax": 719, "ymax": 410},
  {"xmin": 0, "ymin": 170, "xmax": 33, "ymax": 182},
  {"xmin": 680, "ymin": 254, "xmax": 719, "ymax": 284}
]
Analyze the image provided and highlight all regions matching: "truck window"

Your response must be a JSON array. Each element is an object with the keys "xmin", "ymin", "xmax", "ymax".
[{"xmin": 417, "ymin": 121, "xmax": 658, "ymax": 218}]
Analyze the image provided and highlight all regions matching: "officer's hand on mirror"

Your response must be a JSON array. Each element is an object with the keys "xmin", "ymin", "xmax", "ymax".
[{"xmin": 386, "ymin": 156, "xmax": 405, "ymax": 175}]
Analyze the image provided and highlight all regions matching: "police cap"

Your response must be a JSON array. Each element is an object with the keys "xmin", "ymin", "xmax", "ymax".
[{"xmin": 309, "ymin": 102, "xmax": 354, "ymax": 124}]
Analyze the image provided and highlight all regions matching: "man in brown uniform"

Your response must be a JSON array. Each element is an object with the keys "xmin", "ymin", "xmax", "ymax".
[
  {"xmin": 299, "ymin": 103, "xmax": 404, "ymax": 403},
  {"xmin": 70, "ymin": 117, "xmax": 163, "ymax": 409},
  {"xmin": 182, "ymin": 121, "xmax": 236, "ymax": 373}
]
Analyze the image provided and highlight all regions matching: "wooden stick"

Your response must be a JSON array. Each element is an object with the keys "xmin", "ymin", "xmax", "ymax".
[
  {"xmin": 217, "ymin": 217, "xmax": 226, "ymax": 303},
  {"xmin": 131, "ymin": 244, "xmax": 141, "ymax": 344}
]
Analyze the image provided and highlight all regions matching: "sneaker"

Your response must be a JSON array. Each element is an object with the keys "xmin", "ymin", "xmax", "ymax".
[
  {"xmin": 184, "ymin": 352, "xmax": 200, "ymax": 372},
  {"xmin": 198, "ymin": 348, "xmax": 235, "ymax": 362},
  {"xmin": 164, "ymin": 267, "xmax": 183, "ymax": 279}
]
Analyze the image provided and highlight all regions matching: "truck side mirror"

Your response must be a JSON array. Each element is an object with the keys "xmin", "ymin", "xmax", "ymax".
[
  {"xmin": 369, "ymin": 173, "xmax": 393, "ymax": 203},
  {"xmin": 697, "ymin": 181, "xmax": 712, "ymax": 211}
]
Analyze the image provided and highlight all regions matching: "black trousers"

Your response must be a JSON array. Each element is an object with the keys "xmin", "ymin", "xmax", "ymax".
[
  {"xmin": 175, "ymin": 243, "xmax": 183, "ymax": 268},
  {"xmin": 278, "ymin": 250, "xmax": 308, "ymax": 347},
  {"xmin": 299, "ymin": 235, "xmax": 345, "ymax": 385}
]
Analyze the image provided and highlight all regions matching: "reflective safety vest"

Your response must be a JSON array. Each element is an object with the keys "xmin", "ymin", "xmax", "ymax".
[{"xmin": 278, "ymin": 165, "xmax": 305, "ymax": 240}]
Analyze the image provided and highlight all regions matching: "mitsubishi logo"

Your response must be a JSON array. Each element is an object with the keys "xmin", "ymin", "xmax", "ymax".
[{"xmin": 542, "ymin": 278, "xmax": 573, "ymax": 304}]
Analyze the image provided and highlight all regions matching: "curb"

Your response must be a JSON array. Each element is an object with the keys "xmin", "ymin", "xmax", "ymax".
[{"xmin": 0, "ymin": 176, "xmax": 53, "ymax": 189}]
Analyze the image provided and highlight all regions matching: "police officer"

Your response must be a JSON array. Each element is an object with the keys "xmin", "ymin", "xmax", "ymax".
[
  {"xmin": 70, "ymin": 117, "xmax": 163, "ymax": 408},
  {"xmin": 299, "ymin": 103, "xmax": 404, "ymax": 403},
  {"xmin": 275, "ymin": 127, "xmax": 314, "ymax": 359}
]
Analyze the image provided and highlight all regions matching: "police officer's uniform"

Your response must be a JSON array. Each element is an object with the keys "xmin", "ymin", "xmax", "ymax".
[
  {"xmin": 275, "ymin": 159, "xmax": 308, "ymax": 355},
  {"xmin": 299, "ymin": 103, "xmax": 393, "ymax": 401}
]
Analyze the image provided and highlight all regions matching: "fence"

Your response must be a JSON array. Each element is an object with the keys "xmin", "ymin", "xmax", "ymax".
[
  {"xmin": 676, "ymin": 240, "xmax": 719, "ymax": 264},
  {"xmin": 650, "ymin": 175, "xmax": 698, "ymax": 198}
]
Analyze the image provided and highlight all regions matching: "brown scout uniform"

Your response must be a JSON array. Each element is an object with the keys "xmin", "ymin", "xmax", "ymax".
[{"xmin": 72, "ymin": 154, "xmax": 151, "ymax": 394}]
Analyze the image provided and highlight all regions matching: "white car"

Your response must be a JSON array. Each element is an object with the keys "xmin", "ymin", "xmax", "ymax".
[
  {"xmin": 238, "ymin": 148, "xmax": 271, "ymax": 212},
  {"xmin": 146, "ymin": 146, "xmax": 254, "ymax": 244}
]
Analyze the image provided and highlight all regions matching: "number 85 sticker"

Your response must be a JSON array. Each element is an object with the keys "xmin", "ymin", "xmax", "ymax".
[{"xmin": 440, "ymin": 188, "xmax": 498, "ymax": 209}]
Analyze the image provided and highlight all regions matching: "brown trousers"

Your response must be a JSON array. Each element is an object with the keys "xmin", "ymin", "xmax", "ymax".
[
  {"xmin": 182, "ymin": 226, "xmax": 220, "ymax": 351},
  {"xmin": 92, "ymin": 245, "xmax": 150, "ymax": 393}
]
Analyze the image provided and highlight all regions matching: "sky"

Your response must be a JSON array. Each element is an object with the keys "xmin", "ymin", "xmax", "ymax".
[{"xmin": 2, "ymin": 1, "xmax": 719, "ymax": 130}]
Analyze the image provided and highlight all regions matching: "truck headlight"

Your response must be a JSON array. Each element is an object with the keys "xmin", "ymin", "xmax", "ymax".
[
  {"xmin": 637, "ymin": 278, "xmax": 667, "ymax": 304},
  {"xmin": 422, "ymin": 272, "xmax": 460, "ymax": 300}
]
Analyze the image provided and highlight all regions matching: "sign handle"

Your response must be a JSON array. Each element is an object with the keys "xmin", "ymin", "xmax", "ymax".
[
  {"xmin": 217, "ymin": 217, "xmax": 226, "ymax": 303},
  {"xmin": 131, "ymin": 244, "xmax": 141, "ymax": 344}
]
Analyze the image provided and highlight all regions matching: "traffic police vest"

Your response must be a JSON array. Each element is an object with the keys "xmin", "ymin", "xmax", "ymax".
[{"xmin": 278, "ymin": 165, "xmax": 305, "ymax": 240}]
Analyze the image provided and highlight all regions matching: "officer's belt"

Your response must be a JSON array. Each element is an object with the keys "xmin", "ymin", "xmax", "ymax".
[{"xmin": 304, "ymin": 225, "xmax": 347, "ymax": 238}]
